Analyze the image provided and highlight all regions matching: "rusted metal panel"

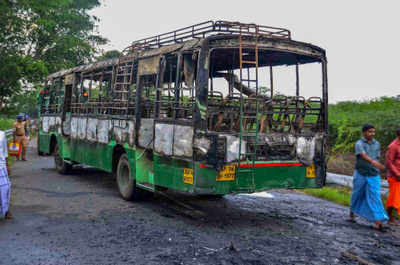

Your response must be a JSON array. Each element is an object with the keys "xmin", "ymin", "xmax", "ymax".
[
  {"xmin": 63, "ymin": 114, "xmax": 71, "ymax": 136},
  {"xmin": 138, "ymin": 56, "xmax": 160, "ymax": 76},
  {"xmin": 173, "ymin": 125, "xmax": 193, "ymax": 157},
  {"xmin": 295, "ymin": 133, "xmax": 324, "ymax": 166},
  {"xmin": 296, "ymin": 136, "xmax": 315, "ymax": 166},
  {"xmin": 154, "ymin": 123, "xmax": 174, "ymax": 156},
  {"xmin": 223, "ymin": 134, "xmax": 246, "ymax": 163},
  {"xmin": 112, "ymin": 120, "xmax": 135, "ymax": 145},
  {"xmin": 42, "ymin": 116, "xmax": 49, "ymax": 133},
  {"xmin": 209, "ymin": 37, "xmax": 325, "ymax": 61},
  {"xmin": 56, "ymin": 116, "xmax": 62, "ymax": 134},
  {"xmin": 193, "ymin": 40, "xmax": 209, "ymax": 130},
  {"xmin": 193, "ymin": 137, "xmax": 211, "ymax": 155},
  {"xmin": 77, "ymin": 118, "xmax": 87, "ymax": 140},
  {"xmin": 86, "ymin": 118, "xmax": 98, "ymax": 142},
  {"xmin": 183, "ymin": 54, "xmax": 195, "ymax": 87},
  {"xmin": 65, "ymin": 74, "xmax": 74, "ymax": 85},
  {"xmin": 49, "ymin": 116, "xmax": 56, "ymax": 127},
  {"xmin": 47, "ymin": 58, "xmax": 118, "ymax": 80},
  {"xmin": 127, "ymin": 121, "xmax": 135, "ymax": 147},
  {"xmin": 138, "ymin": 118, "xmax": 154, "ymax": 148},
  {"xmin": 97, "ymin": 119, "xmax": 110, "ymax": 144},
  {"xmin": 71, "ymin": 117, "xmax": 78, "ymax": 139}
]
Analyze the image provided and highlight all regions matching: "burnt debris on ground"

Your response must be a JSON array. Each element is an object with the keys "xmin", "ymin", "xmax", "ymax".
[{"xmin": 0, "ymin": 146, "xmax": 399, "ymax": 265}]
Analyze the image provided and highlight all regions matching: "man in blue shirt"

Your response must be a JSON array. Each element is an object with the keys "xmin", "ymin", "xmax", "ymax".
[{"xmin": 349, "ymin": 124, "xmax": 388, "ymax": 230}]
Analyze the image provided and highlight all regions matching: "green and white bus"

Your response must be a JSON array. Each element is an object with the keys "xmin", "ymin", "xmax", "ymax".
[{"xmin": 37, "ymin": 21, "xmax": 328, "ymax": 200}]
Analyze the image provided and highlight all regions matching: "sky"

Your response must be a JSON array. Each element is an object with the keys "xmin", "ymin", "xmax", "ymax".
[{"xmin": 91, "ymin": 0, "xmax": 400, "ymax": 103}]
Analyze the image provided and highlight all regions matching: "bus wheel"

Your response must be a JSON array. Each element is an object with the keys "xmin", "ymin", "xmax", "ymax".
[
  {"xmin": 116, "ymin": 154, "xmax": 139, "ymax": 201},
  {"xmin": 54, "ymin": 143, "xmax": 72, "ymax": 174}
]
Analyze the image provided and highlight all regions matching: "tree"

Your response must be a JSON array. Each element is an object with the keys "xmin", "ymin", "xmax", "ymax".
[
  {"xmin": 97, "ymin": 49, "xmax": 121, "ymax": 61},
  {"xmin": 0, "ymin": 0, "xmax": 107, "ymax": 111}
]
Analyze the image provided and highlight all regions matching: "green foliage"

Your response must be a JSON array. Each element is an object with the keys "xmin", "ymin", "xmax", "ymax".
[
  {"xmin": 329, "ymin": 97, "xmax": 400, "ymax": 154},
  {"xmin": 97, "ymin": 50, "xmax": 121, "ymax": 61},
  {"xmin": 0, "ymin": 87, "xmax": 42, "ymax": 118},
  {"xmin": 0, "ymin": 119, "xmax": 14, "ymax": 131},
  {"xmin": 0, "ymin": 0, "xmax": 107, "ymax": 109}
]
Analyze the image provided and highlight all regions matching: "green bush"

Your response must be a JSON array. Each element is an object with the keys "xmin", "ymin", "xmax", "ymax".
[
  {"xmin": 0, "ymin": 119, "xmax": 14, "ymax": 131},
  {"xmin": 329, "ymin": 97, "xmax": 400, "ymax": 154}
]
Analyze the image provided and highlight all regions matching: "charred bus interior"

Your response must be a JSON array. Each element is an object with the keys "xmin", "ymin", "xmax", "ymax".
[{"xmin": 205, "ymin": 45, "xmax": 325, "ymax": 166}]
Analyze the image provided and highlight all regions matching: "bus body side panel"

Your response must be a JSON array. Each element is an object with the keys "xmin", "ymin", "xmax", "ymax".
[
  {"xmin": 69, "ymin": 139, "xmax": 114, "ymax": 173},
  {"xmin": 153, "ymin": 154, "xmax": 194, "ymax": 193},
  {"xmin": 58, "ymin": 134, "xmax": 71, "ymax": 159},
  {"xmin": 38, "ymin": 131, "xmax": 51, "ymax": 154},
  {"xmin": 193, "ymin": 161, "xmax": 324, "ymax": 194}
]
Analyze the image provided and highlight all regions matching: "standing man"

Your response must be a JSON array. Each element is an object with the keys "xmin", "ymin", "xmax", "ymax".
[
  {"xmin": 0, "ymin": 130, "xmax": 12, "ymax": 219},
  {"xmin": 13, "ymin": 114, "xmax": 28, "ymax": 161},
  {"xmin": 349, "ymin": 124, "xmax": 388, "ymax": 230},
  {"xmin": 385, "ymin": 128, "xmax": 400, "ymax": 225}
]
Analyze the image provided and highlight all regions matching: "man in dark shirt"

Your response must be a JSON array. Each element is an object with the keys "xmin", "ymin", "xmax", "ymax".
[{"xmin": 349, "ymin": 124, "xmax": 388, "ymax": 230}]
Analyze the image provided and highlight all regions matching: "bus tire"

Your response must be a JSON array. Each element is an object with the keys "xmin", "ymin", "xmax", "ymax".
[
  {"xmin": 54, "ymin": 143, "xmax": 72, "ymax": 174},
  {"xmin": 116, "ymin": 154, "xmax": 139, "ymax": 201}
]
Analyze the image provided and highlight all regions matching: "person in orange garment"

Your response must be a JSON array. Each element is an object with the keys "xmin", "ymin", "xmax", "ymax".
[{"xmin": 385, "ymin": 128, "xmax": 400, "ymax": 225}]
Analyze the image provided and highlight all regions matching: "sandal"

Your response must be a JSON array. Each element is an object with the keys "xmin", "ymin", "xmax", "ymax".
[
  {"xmin": 374, "ymin": 223, "xmax": 387, "ymax": 232},
  {"xmin": 4, "ymin": 211, "xmax": 13, "ymax": 220}
]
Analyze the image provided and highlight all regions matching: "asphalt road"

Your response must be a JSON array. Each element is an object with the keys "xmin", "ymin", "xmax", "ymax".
[{"xmin": 1, "ymin": 144, "xmax": 399, "ymax": 265}]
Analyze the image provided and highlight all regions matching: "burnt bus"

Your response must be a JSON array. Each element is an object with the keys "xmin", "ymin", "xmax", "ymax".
[{"xmin": 37, "ymin": 21, "xmax": 328, "ymax": 200}]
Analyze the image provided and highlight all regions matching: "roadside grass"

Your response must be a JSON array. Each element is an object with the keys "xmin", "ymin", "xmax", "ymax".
[
  {"xmin": 301, "ymin": 185, "xmax": 352, "ymax": 207},
  {"xmin": 301, "ymin": 185, "xmax": 399, "ymax": 218}
]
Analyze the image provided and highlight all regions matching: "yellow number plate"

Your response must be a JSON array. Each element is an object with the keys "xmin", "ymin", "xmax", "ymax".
[
  {"xmin": 217, "ymin": 165, "xmax": 236, "ymax": 181},
  {"xmin": 306, "ymin": 164, "xmax": 316, "ymax": 178},
  {"xmin": 183, "ymin": 168, "xmax": 194, "ymax": 184}
]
